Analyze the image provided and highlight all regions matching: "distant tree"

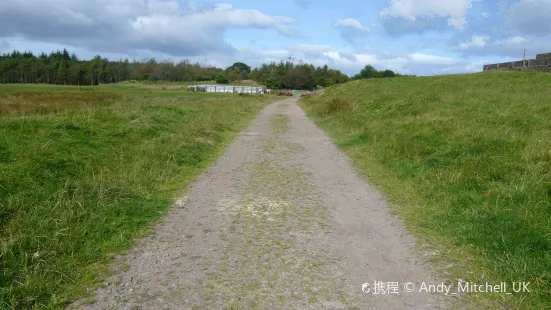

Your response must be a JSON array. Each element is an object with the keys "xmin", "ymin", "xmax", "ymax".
[
  {"xmin": 380, "ymin": 69, "xmax": 396, "ymax": 78},
  {"xmin": 226, "ymin": 69, "xmax": 241, "ymax": 82},
  {"xmin": 359, "ymin": 65, "xmax": 379, "ymax": 79},
  {"xmin": 352, "ymin": 65, "xmax": 404, "ymax": 80},
  {"xmin": 86, "ymin": 59, "xmax": 96, "ymax": 85},
  {"xmin": 215, "ymin": 73, "xmax": 229, "ymax": 84},
  {"xmin": 56, "ymin": 61, "xmax": 67, "ymax": 84},
  {"xmin": 248, "ymin": 69, "xmax": 259, "ymax": 82},
  {"xmin": 227, "ymin": 62, "xmax": 251, "ymax": 79},
  {"xmin": 0, "ymin": 49, "xmax": 351, "ymax": 87},
  {"xmin": 246, "ymin": 59, "xmax": 349, "ymax": 90}
]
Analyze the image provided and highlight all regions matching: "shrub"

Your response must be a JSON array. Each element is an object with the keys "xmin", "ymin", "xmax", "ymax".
[{"xmin": 215, "ymin": 74, "xmax": 229, "ymax": 84}]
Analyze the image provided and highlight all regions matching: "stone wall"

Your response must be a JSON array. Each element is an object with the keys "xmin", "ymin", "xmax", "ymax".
[
  {"xmin": 536, "ymin": 53, "xmax": 551, "ymax": 60},
  {"xmin": 483, "ymin": 52, "xmax": 551, "ymax": 72}
]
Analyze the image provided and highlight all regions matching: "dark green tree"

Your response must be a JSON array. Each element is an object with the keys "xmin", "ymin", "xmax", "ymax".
[
  {"xmin": 215, "ymin": 73, "xmax": 229, "ymax": 84},
  {"xmin": 227, "ymin": 62, "xmax": 251, "ymax": 79},
  {"xmin": 0, "ymin": 49, "xmax": 351, "ymax": 87},
  {"xmin": 56, "ymin": 61, "xmax": 67, "ymax": 84},
  {"xmin": 358, "ymin": 65, "xmax": 378, "ymax": 79},
  {"xmin": 247, "ymin": 59, "xmax": 349, "ymax": 90},
  {"xmin": 380, "ymin": 69, "xmax": 396, "ymax": 78}
]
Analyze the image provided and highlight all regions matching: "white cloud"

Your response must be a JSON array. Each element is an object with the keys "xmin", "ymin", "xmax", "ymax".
[
  {"xmin": 260, "ymin": 49, "xmax": 291, "ymax": 59},
  {"xmin": 0, "ymin": 39, "xmax": 10, "ymax": 53},
  {"xmin": 148, "ymin": 0, "xmax": 180, "ymax": 15},
  {"xmin": 322, "ymin": 51, "xmax": 347, "ymax": 62},
  {"xmin": 334, "ymin": 18, "xmax": 370, "ymax": 32},
  {"xmin": 236, "ymin": 45, "xmax": 476, "ymax": 76},
  {"xmin": 0, "ymin": 0, "xmax": 296, "ymax": 57},
  {"xmin": 409, "ymin": 53, "xmax": 458, "ymax": 64},
  {"xmin": 357, "ymin": 54, "xmax": 409, "ymax": 70},
  {"xmin": 320, "ymin": 49, "xmax": 408, "ymax": 72},
  {"xmin": 236, "ymin": 45, "xmax": 412, "ymax": 74},
  {"xmin": 213, "ymin": 3, "xmax": 233, "ymax": 11},
  {"xmin": 507, "ymin": 0, "xmax": 551, "ymax": 36},
  {"xmin": 292, "ymin": 44, "xmax": 333, "ymax": 56},
  {"xmin": 494, "ymin": 36, "xmax": 528, "ymax": 46},
  {"xmin": 333, "ymin": 18, "xmax": 371, "ymax": 43},
  {"xmin": 1, "ymin": 0, "xmax": 529, "ymax": 77},
  {"xmin": 458, "ymin": 35, "xmax": 489, "ymax": 49},
  {"xmin": 456, "ymin": 35, "xmax": 551, "ymax": 59},
  {"xmin": 380, "ymin": 0, "xmax": 480, "ymax": 29},
  {"xmin": 464, "ymin": 60, "xmax": 485, "ymax": 72},
  {"xmin": 129, "ymin": 4, "xmax": 296, "ymax": 37}
]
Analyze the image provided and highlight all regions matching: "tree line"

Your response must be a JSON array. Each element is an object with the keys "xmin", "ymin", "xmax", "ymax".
[
  {"xmin": 247, "ymin": 58, "xmax": 350, "ymax": 90},
  {"xmin": 0, "ymin": 49, "xmax": 410, "ymax": 89},
  {"xmin": 0, "ymin": 50, "xmax": 225, "ymax": 85}
]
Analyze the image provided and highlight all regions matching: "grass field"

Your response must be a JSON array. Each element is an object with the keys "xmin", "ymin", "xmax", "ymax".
[
  {"xmin": 300, "ymin": 71, "xmax": 551, "ymax": 309},
  {"xmin": 0, "ymin": 83, "xmax": 274, "ymax": 308}
]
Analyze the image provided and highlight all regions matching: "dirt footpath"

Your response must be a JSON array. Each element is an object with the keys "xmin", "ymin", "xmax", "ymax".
[{"xmin": 73, "ymin": 98, "xmax": 449, "ymax": 309}]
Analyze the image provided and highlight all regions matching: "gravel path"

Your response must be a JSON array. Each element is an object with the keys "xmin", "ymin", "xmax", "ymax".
[{"xmin": 73, "ymin": 98, "xmax": 449, "ymax": 309}]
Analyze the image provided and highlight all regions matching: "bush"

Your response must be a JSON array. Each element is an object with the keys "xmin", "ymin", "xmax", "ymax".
[{"xmin": 215, "ymin": 74, "xmax": 229, "ymax": 84}]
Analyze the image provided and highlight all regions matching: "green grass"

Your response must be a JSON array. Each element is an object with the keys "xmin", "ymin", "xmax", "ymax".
[
  {"xmin": 0, "ymin": 83, "xmax": 274, "ymax": 308},
  {"xmin": 300, "ymin": 71, "xmax": 551, "ymax": 309}
]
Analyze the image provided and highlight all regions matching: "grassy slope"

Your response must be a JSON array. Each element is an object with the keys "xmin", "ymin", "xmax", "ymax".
[
  {"xmin": 300, "ymin": 71, "xmax": 551, "ymax": 309},
  {"xmin": 0, "ymin": 83, "xmax": 274, "ymax": 308}
]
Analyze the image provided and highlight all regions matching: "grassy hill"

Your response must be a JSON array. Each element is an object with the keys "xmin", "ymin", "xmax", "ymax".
[
  {"xmin": 300, "ymin": 71, "xmax": 551, "ymax": 309},
  {"xmin": 0, "ymin": 83, "xmax": 274, "ymax": 308}
]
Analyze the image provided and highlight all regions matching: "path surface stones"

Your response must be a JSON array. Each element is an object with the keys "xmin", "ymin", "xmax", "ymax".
[{"xmin": 73, "ymin": 98, "xmax": 449, "ymax": 309}]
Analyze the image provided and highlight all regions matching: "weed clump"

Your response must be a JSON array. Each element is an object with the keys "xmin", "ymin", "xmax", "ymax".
[{"xmin": 326, "ymin": 98, "xmax": 354, "ymax": 114}]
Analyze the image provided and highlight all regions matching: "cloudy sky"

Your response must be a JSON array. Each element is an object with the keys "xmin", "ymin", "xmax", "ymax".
[{"xmin": 1, "ymin": 0, "xmax": 550, "ymax": 76}]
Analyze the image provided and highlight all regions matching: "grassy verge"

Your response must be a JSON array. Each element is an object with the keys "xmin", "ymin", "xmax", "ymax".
[
  {"xmin": 0, "ymin": 83, "xmax": 274, "ymax": 308},
  {"xmin": 300, "ymin": 71, "xmax": 551, "ymax": 309}
]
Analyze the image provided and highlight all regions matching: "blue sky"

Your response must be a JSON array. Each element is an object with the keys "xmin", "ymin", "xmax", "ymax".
[{"xmin": 1, "ymin": 0, "xmax": 550, "ymax": 76}]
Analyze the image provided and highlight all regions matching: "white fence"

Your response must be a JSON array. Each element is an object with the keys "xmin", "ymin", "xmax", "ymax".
[{"xmin": 188, "ymin": 85, "xmax": 266, "ymax": 94}]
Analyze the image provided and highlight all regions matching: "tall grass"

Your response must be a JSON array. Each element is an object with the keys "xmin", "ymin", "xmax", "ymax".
[
  {"xmin": 300, "ymin": 71, "xmax": 551, "ymax": 309},
  {"xmin": 0, "ymin": 84, "xmax": 273, "ymax": 308}
]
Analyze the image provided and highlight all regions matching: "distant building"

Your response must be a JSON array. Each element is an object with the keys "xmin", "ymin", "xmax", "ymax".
[
  {"xmin": 188, "ymin": 85, "xmax": 266, "ymax": 94},
  {"xmin": 483, "ymin": 52, "xmax": 551, "ymax": 72}
]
